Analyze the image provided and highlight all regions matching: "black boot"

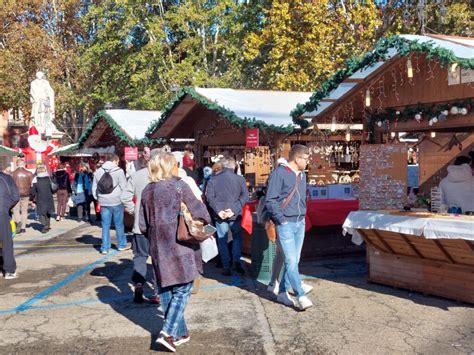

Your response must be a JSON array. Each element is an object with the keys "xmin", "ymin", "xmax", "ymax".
[{"xmin": 222, "ymin": 268, "xmax": 231, "ymax": 276}]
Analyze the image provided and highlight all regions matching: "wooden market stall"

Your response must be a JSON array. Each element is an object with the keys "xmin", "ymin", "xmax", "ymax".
[
  {"xmin": 294, "ymin": 34, "xmax": 474, "ymax": 302},
  {"xmin": 147, "ymin": 87, "xmax": 361, "ymax": 258},
  {"xmin": 0, "ymin": 144, "xmax": 22, "ymax": 172}
]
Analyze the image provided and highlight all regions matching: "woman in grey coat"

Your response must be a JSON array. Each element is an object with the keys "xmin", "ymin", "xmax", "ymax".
[{"xmin": 139, "ymin": 152, "xmax": 211, "ymax": 352}]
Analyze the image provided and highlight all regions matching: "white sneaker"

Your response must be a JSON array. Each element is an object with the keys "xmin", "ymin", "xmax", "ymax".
[
  {"xmin": 277, "ymin": 292, "xmax": 295, "ymax": 307},
  {"xmin": 4, "ymin": 272, "xmax": 18, "ymax": 280},
  {"xmin": 267, "ymin": 280, "xmax": 279, "ymax": 295},
  {"xmin": 296, "ymin": 295, "xmax": 313, "ymax": 311},
  {"xmin": 301, "ymin": 282, "xmax": 313, "ymax": 295}
]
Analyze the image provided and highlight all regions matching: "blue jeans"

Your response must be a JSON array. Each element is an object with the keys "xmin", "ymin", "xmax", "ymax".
[
  {"xmin": 277, "ymin": 220, "xmax": 305, "ymax": 298},
  {"xmin": 100, "ymin": 205, "xmax": 126, "ymax": 252},
  {"xmin": 215, "ymin": 216, "xmax": 243, "ymax": 269},
  {"xmin": 159, "ymin": 282, "xmax": 194, "ymax": 338}
]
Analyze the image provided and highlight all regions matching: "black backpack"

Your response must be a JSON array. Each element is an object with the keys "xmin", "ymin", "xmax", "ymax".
[{"xmin": 97, "ymin": 168, "xmax": 117, "ymax": 195}]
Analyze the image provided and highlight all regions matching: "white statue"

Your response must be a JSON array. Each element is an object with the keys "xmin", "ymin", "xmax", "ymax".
[{"xmin": 30, "ymin": 71, "xmax": 56, "ymax": 136}]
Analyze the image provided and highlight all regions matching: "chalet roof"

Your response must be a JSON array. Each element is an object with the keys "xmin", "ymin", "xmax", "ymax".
[
  {"xmin": 146, "ymin": 87, "xmax": 313, "ymax": 136},
  {"xmin": 0, "ymin": 145, "xmax": 21, "ymax": 156},
  {"xmin": 294, "ymin": 34, "xmax": 474, "ymax": 124},
  {"xmin": 77, "ymin": 110, "xmax": 162, "ymax": 148}
]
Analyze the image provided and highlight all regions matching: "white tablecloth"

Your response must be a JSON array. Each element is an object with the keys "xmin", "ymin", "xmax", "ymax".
[{"xmin": 342, "ymin": 211, "xmax": 474, "ymax": 245}]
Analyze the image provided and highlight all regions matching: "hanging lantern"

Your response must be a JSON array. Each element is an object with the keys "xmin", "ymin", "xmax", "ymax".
[
  {"xmin": 365, "ymin": 89, "xmax": 371, "ymax": 107},
  {"xmin": 330, "ymin": 117, "xmax": 336, "ymax": 132},
  {"xmin": 407, "ymin": 59, "xmax": 413, "ymax": 78},
  {"xmin": 431, "ymin": 131, "xmax": 436, "ymax": 138},
  {"xmin": 345, "ymin": 129, "xmax": 351, "ymax": 142},
  {"xmin": 415, "ymin": 113, "xmax": 422, "ymax": 123}
]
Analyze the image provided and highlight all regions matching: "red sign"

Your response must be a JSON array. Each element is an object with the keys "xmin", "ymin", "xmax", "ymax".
[
  {"xmin": 124, "ymin": 147, "xmax": 138, "ymax": 160},
  {"xmin": 246, "ymin": 128, "xmax": 259, "ymax": 148}
]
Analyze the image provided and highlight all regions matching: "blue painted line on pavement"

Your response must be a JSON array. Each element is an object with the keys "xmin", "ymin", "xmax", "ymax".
[
  {"xmin": 12, "ymin": 250, "xmax": 119, "ymax": 313},
  {"xmin": 14, "ymin": 229, "xmax": 68, "ymax": 244}
]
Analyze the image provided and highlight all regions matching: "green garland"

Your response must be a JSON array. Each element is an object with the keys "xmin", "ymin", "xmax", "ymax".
[
  {"xmin": 366, "ymin": 98, "xmax": 473, "ymax": 143},
  {"xmin": 145, "ymin": 87, "xmax": 295, "ymax": 137},
  {"xmin": 291, "ymin": 35, "xmax": 474, "ymax": 128},
  {"xmin": 78, "ymin": 111, "xmax": 165, "ymax": 148}
]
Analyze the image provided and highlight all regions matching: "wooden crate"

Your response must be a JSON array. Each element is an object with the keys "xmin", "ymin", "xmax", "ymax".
[{"xmin": 357, "ymin": 228, "xmax": 474, "ymax": 304}]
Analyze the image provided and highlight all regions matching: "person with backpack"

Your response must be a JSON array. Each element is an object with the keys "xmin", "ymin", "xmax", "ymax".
[
  {"xmin": 265, "ymin": 145, "xmax": 313, "ymax": 311},
  {"xmin": 92, "ymin": 154, "xmax": 128, "ymax": 254}
]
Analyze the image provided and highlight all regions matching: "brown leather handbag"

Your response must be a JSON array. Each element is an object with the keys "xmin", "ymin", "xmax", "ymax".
[{"xmin": 265, "ymin": 175, "xmax": 301, "ymax": 242}]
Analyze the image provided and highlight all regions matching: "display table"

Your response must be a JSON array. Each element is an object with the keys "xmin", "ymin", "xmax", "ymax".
[
  {"xmin": 241, "ymin": 199, "xmax": 360, "ymax": 258},
  {"xmin": 343, "ymin": 211, "xmax": 474, "ymax": 303},
  {"xmin": 242, "ymin": 198, "xmax": 359, "ymax": 234}
]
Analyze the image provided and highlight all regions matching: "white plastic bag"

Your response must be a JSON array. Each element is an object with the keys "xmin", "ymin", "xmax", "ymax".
[
  {"xmin": 67, "ymin": 196, "xmax": 76, "ymax": 208},
  {"xmin": 200, "ymin": 236, "xmax": 218, "ymax": 263}
]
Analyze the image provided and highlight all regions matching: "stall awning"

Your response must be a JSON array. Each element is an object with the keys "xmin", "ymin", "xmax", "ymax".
[{"xmin": 48, "ymin": 143, "xmax": 115, "ymax": 156}]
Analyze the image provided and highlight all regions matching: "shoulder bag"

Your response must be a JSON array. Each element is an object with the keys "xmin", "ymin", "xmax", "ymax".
[
  {"xmin": 176, "ymin": 181, "xmax": 216, "ymax": 243},
  {"xmin": 265, "ymin": 174, "xmax": 302, "ymax": 242}
]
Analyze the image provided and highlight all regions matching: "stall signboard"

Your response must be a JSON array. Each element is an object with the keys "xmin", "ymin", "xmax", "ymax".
[
  {"xmin": 124, "ymin": 147, "xmax": 138, "ymax": 160},
  {"xmin": 359, "ymin": 144, "xmax": 407, "ymax": 210},
  {"xmin": 246, "ymin": 128, "xmax": 259, "ymax": 147}
]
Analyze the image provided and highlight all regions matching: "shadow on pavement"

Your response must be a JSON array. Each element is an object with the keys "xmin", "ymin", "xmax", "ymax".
[{"xmin": 91, "ymin": 259, "xmax": 164, "ymax": 351}]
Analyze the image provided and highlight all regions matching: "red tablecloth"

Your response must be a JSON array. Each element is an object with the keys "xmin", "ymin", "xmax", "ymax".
[{"xmin": 241, "ymin": 199, "xmax": 359, "ymax": 235}]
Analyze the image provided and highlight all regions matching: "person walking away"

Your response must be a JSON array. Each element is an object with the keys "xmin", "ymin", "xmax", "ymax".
[
  {"xmin": 73, "ymin": 163, "xmax": 93, "ymax": 222},
  {"xmin": 12, "ymin": 159, "xmax": 33, "ymax": 234},
  {"xmin": 265, "ymin": 144, "xmax": 313, "ymax": 311},
  {"xmin": 0, "ymin": 170, "xmax": 20, "ymax": 279},
  {"xmin": 53, "ymin": 163, "xmax": 72, "ymax": 221},
  {"xmin": 93, "ymin": 154, "xmax": 128, "ymax": 254},
  {"xmin": 30, "ymin": 165, "xmax": 55, "ymax": 234},
  {"xmin": 121, "ymin": 153, "xmax": 160, "ymax": 304},
  {"xmin": 205, "ymin": 157, "xmax": 249, "ymax": 276},
  {"xmin": 139, "ymin": 152, "xmax": 211, "ymax": 352}
]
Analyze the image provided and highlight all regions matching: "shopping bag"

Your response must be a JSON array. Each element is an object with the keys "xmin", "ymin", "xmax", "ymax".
[
  {"xmin": 200, "ymin": 236, "xmax": 218, "ymax": 263},
  {"xmin": 68, "ymin": 196, "xmax": 76, "ymax": 208}
]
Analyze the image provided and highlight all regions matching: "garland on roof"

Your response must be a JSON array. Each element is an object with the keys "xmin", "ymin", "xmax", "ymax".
[
  {"xmin": 291, "ymin": 35, "xmax": 474, "ymax": 128},
  {"xmin": 145, "ymin": 87, "xmax": 295, "ymax": 137},
  {"xmin": 78, "ymin": 111, "xmax": 165, "ymax": 148}
]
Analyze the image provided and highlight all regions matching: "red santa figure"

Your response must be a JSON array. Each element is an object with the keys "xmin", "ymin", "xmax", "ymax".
[{"xmin": 17, "ymin": 126, "xmax": 59, "ymax": 171}]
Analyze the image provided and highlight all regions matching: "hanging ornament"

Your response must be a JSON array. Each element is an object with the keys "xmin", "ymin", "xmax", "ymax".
[
  {"xmin": 376, "ymin": 121, "xmax": 383, "ymax": 127},
  {"xmin": 450, "ymin": 106, "xmax": 459, "ymax": 115},
  {"xmin": 428, "ymin": 119, "xmax": 434, "ymax": 126},
  {"xmin": 415, "ymin": 113, "xmax": 422, "ymax": 123},
  {"xmin": 439, "ymin": 112, "xmax": 448, "ymax": 121},
  {"xmin": 450, "ymin": 63, "xmax": 458, "ymax": 73},
  {"xmin": 365, "ymin": 89, "xmax": 371, "ymax": 107},
  {"xmin": 441, "ymin": 110, "xmax": 449, "ymax": 116},
  {"xmin": 407, "ymin": 59, "xmax": 413, "ymax": 78},
  {"xmin": 345, "ymin": 129, "xmax": 351, "ymax": 142},
  {"xmin": 460, "ymin": 107, "xmax": 468, "ymax": 115},
  {"xmin": 330, "ymin": 116, "xmax": 336, "ymax": 132},
  {"xmin": 390, "ymin": 132, "xmax": 396, "ymax": 138},
  {"xmin": 465, "ymin": 104, "xmax": 472, "ymax": 112},
  {"xmin": 432, "ymin": 116, "xmax": 438, "ymax": 124}
]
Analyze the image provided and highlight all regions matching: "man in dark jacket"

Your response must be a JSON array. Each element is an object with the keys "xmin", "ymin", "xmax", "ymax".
[
  {"xmin": 0, "ymin": 170, "xmax": 20, "ymax": 279},
  {"xmin": 206, "ymin": 157, "xmax": 249, "ymax": 276},
  {"xmin": 12, "ymin": 159, "xmax": 33, "ymax": 233},
  {"xmin": 265, "ymin": 144, "xmax": 313, "ymax": 311}
]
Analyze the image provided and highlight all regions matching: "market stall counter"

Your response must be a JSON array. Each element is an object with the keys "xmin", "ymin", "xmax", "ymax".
[
  {"xmin": 242, "ymin": 198, "xmax": 361, "ymax": 258},
  {"xmin": 343, "ymin": 211, "xmax": 474, "ymax": 304}
]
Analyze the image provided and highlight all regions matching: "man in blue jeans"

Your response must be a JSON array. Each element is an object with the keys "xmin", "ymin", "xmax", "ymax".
[
  {"xmin": 265, "ymin": 144, "xmax": 313, "ymax": 311},
  {"xmin": 206, "ymin": 157, "xmax": 249, "ymax": 276},
  {"xmin": 92, "ymin": 154, "xmax": 128, "ymax": 254}
]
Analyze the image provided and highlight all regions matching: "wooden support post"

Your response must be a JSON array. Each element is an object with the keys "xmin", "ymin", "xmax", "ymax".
[
  {"xmin": 372, "ymin": 229, "xmax": 395, "ymax": 254},
  {"xmin": 432, "ymin": 239, "xmax": 455, "ymax": 264},
  {"xmin": 464, "ymin": 240, "xmax": 474, "ymax": 252},
  {"xmin": 400, "ymin": 234, "xmax": 424, "ymax": 258}
]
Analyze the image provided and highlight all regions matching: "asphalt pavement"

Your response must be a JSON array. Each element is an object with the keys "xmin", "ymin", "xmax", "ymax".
[{"xmin": 0, "ymin": 216, "xmax": 473, "ymax": 354}]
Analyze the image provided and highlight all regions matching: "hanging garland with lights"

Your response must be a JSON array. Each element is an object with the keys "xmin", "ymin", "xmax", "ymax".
[
  {"xmin": 78, "ymin": 111, "xmax": 165, "ymax": 148},
  {"xmin": 366, "ymin": 98, "xmax": 473, "ymax": 141},
  {"xmin": 146, "ymin": 87, "xmax": 295, "ymax": 137},
  {"xmin": 291, "ymin": 35, "xmax": 474, "ymax": 128}
]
